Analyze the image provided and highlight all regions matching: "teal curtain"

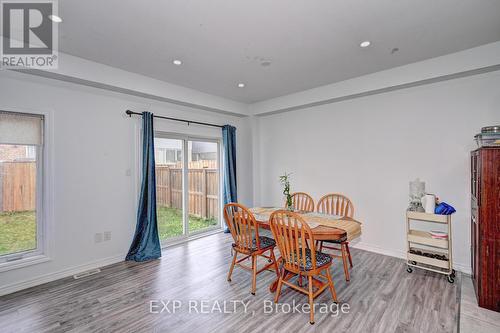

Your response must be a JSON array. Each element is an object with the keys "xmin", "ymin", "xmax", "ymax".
[
  {"xmin": 126, "ymin": 112, "xmax": 161, "ymax": 262},
  {"xmin": 222, "ymin": 125, "xmax": 237, "ymax": 232}
]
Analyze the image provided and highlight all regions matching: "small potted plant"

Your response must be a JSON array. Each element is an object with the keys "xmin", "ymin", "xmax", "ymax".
[{"xmin": 279, "ymin": 172, "xmax": 293, "ymax": 210}]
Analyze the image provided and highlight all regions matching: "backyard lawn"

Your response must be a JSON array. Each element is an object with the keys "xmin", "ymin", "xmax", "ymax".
[
  {"xmin": 0, "ymin": 207, "xmax": 217, "ymax": 255},
  {"xmin": 0, "ymin": 211, "xmax": 36, "ymax": 256},
  {"xmin": 157, "ymin": 206, "xmax": 218, "ymax": 239}
]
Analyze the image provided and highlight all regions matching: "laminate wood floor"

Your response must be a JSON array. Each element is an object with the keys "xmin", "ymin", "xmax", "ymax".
[
  {"xmin": 459, "ymin": 275, "xmax": 500, "ymax": 332},
  {"xmin": 0, "ymin": 233, "xmax": 460, "ymax": 333}
]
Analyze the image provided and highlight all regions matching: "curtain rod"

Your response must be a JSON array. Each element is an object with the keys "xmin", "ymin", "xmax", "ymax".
[{"xmin": 125, "ymin": 110, "xmax": 224, "ymax": 129}]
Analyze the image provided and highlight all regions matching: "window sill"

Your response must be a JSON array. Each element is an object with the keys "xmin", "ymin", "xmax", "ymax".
[{"xmin": 0, "ymin": 255, "xmax": 51, "ymax": 273}]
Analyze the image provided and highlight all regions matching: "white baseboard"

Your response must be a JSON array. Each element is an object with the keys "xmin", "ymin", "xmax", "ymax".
[
  {"xmin": 0, "ymin": 254, "xmax": 125, "ymax": 296},
  {"xmin": 351, "ymin": 241, "xmax": 472, "ymax": 275},
  {"xmin": 351, "ymin": 241, "xmax": 406, "ymax": 260},
  {"xmin": 453, "ymin": 262, "xmax": 472, "ymax": 275}
]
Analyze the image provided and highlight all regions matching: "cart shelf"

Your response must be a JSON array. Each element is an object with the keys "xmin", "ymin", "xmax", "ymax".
[
  {"xmin": 406, "ymin": 211, "xmax": 449, "ymax": 223},
  {"xmin": 407, "ymin": 229, "xmax": 449, "ymax": 249},
  {"xmin": 408, "ymin": 247, "xmax": 449, "ymax": 269}
]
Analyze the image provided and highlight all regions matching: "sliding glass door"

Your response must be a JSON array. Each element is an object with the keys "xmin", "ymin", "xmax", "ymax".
[
  {"xmin": 154, "ymin": 134, "xmax": 221, "ymax": 244},
  {"xmin": 154, "ymin": 137, "xmax": 184, "ymax": 242},
  {"xmin": 187, "ymin": 140, "xmax": 219, "ymax": 235}
]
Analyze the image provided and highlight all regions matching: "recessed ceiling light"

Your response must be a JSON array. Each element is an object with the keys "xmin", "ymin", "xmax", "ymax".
[
  {"xmin": 48, "ymin": 15, "xmax": 62, "ymax": 23},
  {"xmin": 173, "ymin": 59, "xmax": 182, "ymax": 66},
  {"xmin": 360, "ymin": 41, "xmax": 371, "ymax": 48},
  {"xmin": 237, "ymin": 83, "xmax": 245, "ymax": 88}
]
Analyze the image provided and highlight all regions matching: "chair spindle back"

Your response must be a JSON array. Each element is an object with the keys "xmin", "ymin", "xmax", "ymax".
[
  {"xmin": 270, "ymin": 210, "xmax": 317, "ymax": 272},
  {"xmin": 317, "ymin": 193, "xmax": 354, "ymax": 217},
  {"xmin": 224, "ymin": 203, "xmax": 260, "ymax": 251},
  {"xmin": 290, "ymin": 192, "xmax": 315, "ymax": 212}
]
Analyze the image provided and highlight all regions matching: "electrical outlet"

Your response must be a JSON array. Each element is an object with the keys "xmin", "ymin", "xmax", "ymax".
[
  {"xmin": 94, "ymin": 233, "xmax": 103, "ymax": 243},
  {"xmin": 103, "ymin": 231, "xmax": 112, "ymax": 241}
]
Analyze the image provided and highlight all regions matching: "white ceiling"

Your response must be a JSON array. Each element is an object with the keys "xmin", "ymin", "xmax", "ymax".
[{"xmin": 58, "ymin": 0, "xmax": 500, "ymax": 103}]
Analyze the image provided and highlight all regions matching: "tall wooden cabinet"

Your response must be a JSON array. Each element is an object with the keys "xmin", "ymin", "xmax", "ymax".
[{"xmin": 470, "ymin": 147, "xmax": 499, "ymax": 312}]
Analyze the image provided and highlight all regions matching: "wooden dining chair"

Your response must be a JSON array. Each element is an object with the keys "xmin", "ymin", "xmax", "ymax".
[
  {"xmin": 289, "ymin": 192, "xmax": 315, "ymax": 212},
  {"xmin": 270, "ymin": 210, "xmax": 337, "ymax": 325},
  {"xmin": 224, "ymin": 203, "xmax": 279, "ymax": 295},
  {"xmin": 316, "ymin": 193, "xmax": 354, "ymax": 281}
]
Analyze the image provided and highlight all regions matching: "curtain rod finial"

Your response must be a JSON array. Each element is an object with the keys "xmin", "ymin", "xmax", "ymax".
[{"xmin": 125, "ymin": 110, "xmax": 133, "ymax": 117}]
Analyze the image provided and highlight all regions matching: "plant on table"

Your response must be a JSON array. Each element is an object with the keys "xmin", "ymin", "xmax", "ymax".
[{"xmin": 279, "ymin": 172, "xmax": 293, "ymax": 210}]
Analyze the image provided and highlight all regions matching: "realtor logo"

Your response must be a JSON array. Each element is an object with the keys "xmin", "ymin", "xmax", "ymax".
[{"xmin": 1, "ymin": 0, "xmax": 58, "ymax": 69}]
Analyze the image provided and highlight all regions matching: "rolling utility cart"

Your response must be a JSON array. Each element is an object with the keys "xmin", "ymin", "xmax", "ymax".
[{"xmin": 405, "ymin": 211, "xmax": 455, "ymax": 283}]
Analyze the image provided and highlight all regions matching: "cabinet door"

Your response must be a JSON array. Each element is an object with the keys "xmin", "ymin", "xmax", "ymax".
[
  {"xmin": 479, "ymin": 149, "xmax": 500, "ymax": 238},
  {"xmin": 478, "ymin": 238, "xmax": 500, "ymax": 312},
  {"xmin": 471, "ymin": 151, "xmax": 480, "ymax": 294}
]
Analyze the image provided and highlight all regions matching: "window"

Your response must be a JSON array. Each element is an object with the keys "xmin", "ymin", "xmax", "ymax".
[
  {"xmin": 154, "ymin": 134, "xmax": 221, "ymax": 243},
  {"xmin": 25, "ymin": 146, "xmax": 36, "ymax": 160},
  {"xmin": 165, "ymin": 149, "xmax": 177, "ymax": 163},
  {"xmin": 0, "ymin": 111, "xmax": 44, "ymax": 262},
  {"xmin": 155, "ymin": 147, "xmax": 182, "ymax": 165}
]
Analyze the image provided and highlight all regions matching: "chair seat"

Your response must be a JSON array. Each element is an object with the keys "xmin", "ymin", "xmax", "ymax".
[
  {"xmin": 321, "ymin": 234, "xmax": 348, "ymax": 244},
  {"xmin": 232, "ymin": 236, "xmax": 276, "ymax": 251},
  {"xmin": 288, "ymin": 248, "xmax": 332, "ymax": 271}
]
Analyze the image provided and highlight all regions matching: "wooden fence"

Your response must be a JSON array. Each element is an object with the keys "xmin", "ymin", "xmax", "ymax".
[
  {"xmin": 173, "ymin": 160, "xmax": 218, "ymax": 169},
  {"xmin": 0, "ymin": 161, "xmax": 36, "ymax": 212},
  {"xmin": 156, "ymin": 166, "xmax": 219, "ymax": 219},
  {"xmin": 0, "ymin": 162, "xmax": 219, "ymax": 219}
]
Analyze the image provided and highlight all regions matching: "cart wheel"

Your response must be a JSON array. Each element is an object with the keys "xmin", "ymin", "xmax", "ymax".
[
  {"xmin": 406, "ymin": 266, "xmax": 413, "ymax": 273},
  {"xmin": 447, "ymin": 275, "xmax": 455, "ymax": 283}
]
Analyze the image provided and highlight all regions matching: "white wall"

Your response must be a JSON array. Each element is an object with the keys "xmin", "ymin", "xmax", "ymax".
[
  {"xmin": 0, "ymin": 72, "xmax": 253, "ymax": 294},
  {"xmin": 253, "ymin": 70, "xmax": 500, "ymax": 273}
]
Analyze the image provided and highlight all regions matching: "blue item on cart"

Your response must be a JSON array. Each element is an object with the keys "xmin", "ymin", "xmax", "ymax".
[{"xmin": 435, "ymin": 202, "xmax": 456, "ymax": 215}]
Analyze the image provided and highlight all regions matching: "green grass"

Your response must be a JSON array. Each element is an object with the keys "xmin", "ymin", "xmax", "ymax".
[
  {"xmin": 157, "ymin": 206, "xmax": 217, "ymax": 240},
  {"xmin": 0, "ymin": 210, "xmax": 36, "ymax": 256},
  {"xmin": 0, "ymin": 207, "xmax": 216, "ymax": 256}
]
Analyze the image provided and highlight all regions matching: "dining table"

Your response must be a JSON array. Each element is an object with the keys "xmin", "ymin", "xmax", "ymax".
[{"xmin": 249, "ymin": 207, "xmax": 363, "ymax": 292}]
